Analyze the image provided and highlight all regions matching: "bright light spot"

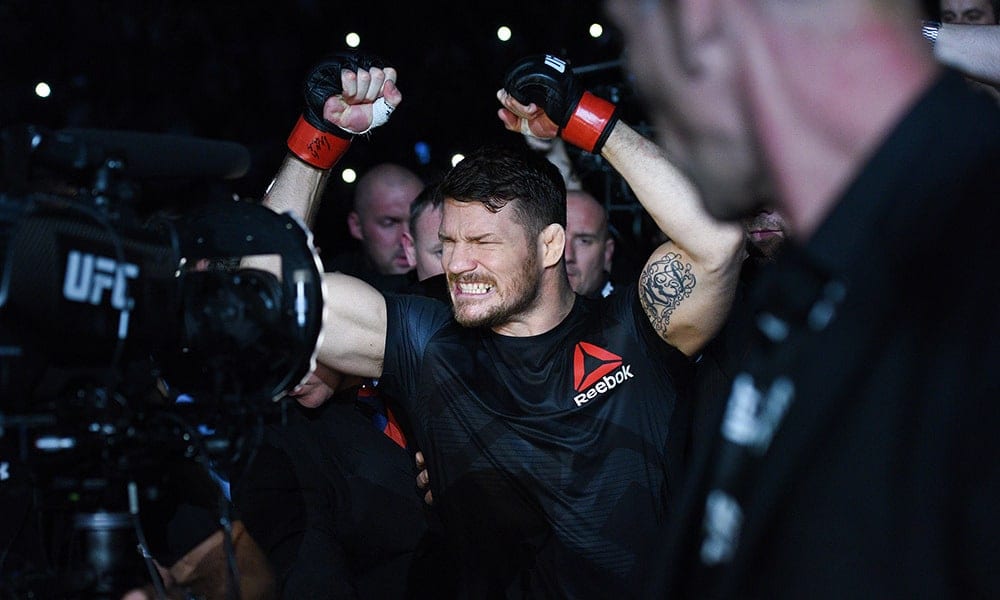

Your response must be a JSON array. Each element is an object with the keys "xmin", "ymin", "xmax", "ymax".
[
  {"xmin": 341, "ymin": 168, "xmax": 357, "ymax": 184},
  {"xmin": 589, "ymin": 23, "xmax": 604, "ymax": 38},
  {"xmin": 496, "ymin": 26, "xmax": 512, "ymax": 42},
  {"xmin": 35, "ymin": 82, "xmax": 51, "ymax": 98},
  {"xmin": 450, "ymin": 153, "xmax": 465, "ymax": 167},
  {"xmin": 345, "ymin": 32, "xmax": 361, "ymax": 48}
]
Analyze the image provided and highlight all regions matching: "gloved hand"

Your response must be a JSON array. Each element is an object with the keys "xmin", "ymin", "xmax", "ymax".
[
  {"xmin": 498, "ymin": 54, "xmax": 618, "ymax": 154},
  {"xmin": 287, "ymin": 51, "xmax": 401, "ymax": 169}
]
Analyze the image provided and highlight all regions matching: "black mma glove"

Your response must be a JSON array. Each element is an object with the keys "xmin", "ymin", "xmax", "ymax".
[
  {"xmin": 287, "ymin": 51, "xmax": 388, "ymax": 169},
  {"xmin": 504, "ymin": 54, "xmax": 619, "ymax": 154}
]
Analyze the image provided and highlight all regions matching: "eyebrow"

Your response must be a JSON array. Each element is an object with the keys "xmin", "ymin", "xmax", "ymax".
[{"xmin": 440, "ymin": 232, "xmax": 498, "ymax": 242}]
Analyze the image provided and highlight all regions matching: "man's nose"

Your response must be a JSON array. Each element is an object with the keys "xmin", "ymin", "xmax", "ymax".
[{"xmin": 445, "ymin": 243, "xmax": 476, "ymax": 274}]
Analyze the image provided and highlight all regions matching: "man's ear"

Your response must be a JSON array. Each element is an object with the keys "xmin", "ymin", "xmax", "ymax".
[
  {"xmin": 401, "ymin": 230, "xmax": 417, "ymax": 269},
  {"xmin": 347, "ymin": 211, "xmax": 363, "ymax": 241},
  {"xmin": 540, "ymin": 223, "xmax": 566, "ymax": 268},
  {"xmin": 603, "ymin": 237, "xmax": 616, "ymax": 273}
]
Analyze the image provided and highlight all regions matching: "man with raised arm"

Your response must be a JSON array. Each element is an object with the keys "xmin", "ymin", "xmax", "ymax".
[{"xmin": 262, "ymin": 50, "xmax": 743, "ymax": 597}]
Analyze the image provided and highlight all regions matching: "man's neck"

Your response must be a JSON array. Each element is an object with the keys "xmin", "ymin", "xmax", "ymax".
[{"xmin": 491, "ymin": 285, "xmax": 576, "ymax": 338}]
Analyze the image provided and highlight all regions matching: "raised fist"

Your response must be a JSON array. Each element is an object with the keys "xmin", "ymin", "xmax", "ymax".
[
  {"xmin": 499, "ymin": 54, "xmax": 618, "ymax": 154},
  {"xmin": 288, "ymin": 51, "xmax": 401, "ymax": 169},
  {"xmin": 303, "ymin": 52, "xmax": 399, "ymax": 135}
]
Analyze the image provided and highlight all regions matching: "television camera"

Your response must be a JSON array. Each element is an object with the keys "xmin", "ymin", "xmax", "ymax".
[{"xmin": 0, "ymin": 124, "xmax": 325, "ymax": 598}]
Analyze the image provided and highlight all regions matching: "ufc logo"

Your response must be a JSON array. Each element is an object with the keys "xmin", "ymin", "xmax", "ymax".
[
  {"xmin": 63, "ymin": 250, "xmax": 139, "ymax": 310},
  {"xmin": 544, "ymin": 55, "xmax": 567, "ymax": 73}
]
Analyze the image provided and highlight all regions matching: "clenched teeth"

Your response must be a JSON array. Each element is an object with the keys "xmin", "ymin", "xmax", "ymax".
[{"xmin": 458, "ymin": 282, "xmax": 493, "ymax": 294}]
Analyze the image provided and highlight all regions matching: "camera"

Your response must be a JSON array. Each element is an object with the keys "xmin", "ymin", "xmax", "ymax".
[{"xmin": 0, "ymin": 124, "xmax": 324, "ymax": 598}]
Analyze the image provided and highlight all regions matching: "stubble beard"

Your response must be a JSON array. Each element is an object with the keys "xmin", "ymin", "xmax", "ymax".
[{"xmin": 452, "ymin": 251, "xmax": 541, "ymax": 329}]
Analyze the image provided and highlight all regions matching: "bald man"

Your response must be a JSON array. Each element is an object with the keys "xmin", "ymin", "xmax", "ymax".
[
  {"xmin": 326, "ymin": 162, "xmax": 424, "ymax": 292},
  {"xmin": 565, "ymin": 190, "xmax": 616, "ymax": 298},
  {"xmin": 607, "ymin": 0, "xmax": 1000, "ymax": 596}
]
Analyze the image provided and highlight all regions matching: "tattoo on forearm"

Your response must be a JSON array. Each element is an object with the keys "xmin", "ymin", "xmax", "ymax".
[{"xmin": 639, "ymin": 252, "xmax": 696, "ymax": 333}]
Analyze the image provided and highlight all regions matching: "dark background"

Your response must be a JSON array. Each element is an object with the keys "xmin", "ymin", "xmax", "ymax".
[
  {"xmin": 1, "ymin": 0, "xmax": 661, "ymax": 256},
  {"xmin": 1, "ymin": 0, "xmax": 940, "ymax": 257}
]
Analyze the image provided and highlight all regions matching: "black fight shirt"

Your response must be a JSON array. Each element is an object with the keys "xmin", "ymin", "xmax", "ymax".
[{"xmin": 379, "ymin": 285, "xmax": 693, "ymax": 598}]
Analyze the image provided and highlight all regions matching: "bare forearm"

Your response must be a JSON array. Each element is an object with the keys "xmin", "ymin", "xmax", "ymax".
[
  {"xmin": 600, "ymin": 122, "xmax": 744, "ymax": 272},
  {"xmin": 601, "ymin": 123, "xmax": 743, "ymax": 354},
  {"xmin": 261, "ymin": 154, "xmax": 332, "ymax": 228},
  {"xmin": 258, "ymin": 153, "xmax": 386, "ymax": 380},
  {"xmin": 256, "ymin": 159, "xmax": 386, "ymax": 379},
  {"xmin": 240, "ymin": 155, "xmax": 329, "ymax": 283},
  {"xmin": 936, "ymin": 24, "xmax": 1000, "ymax": 87}
]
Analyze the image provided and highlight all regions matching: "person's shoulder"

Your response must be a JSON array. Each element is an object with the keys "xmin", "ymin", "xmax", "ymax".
[
  {"xmin": 591, "ymin": 280, "xmax": 639, "ymax": 313},
  {"xmin": 400, "ymin": 273, "xmax": 450, "ymax": 303},
  {"xmin": 371, "ymin": 271, "xmax": 419, "ymax": 293},
  {"xmin": 385, "ymin": 288, "xmax": 451, "ymax": 313},
  {"xmin": 384, "ymin": 289, "xmax": 455, "ymax": 346},
  {"xmin": 575, "ymin": 284, "xmax": 646, "ymax": 333}
]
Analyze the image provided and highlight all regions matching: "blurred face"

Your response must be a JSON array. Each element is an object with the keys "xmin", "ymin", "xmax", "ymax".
[
  {"xmin": 604, "ymin": 0, "xmax": 765, "ymax": 221},
  {"xmin": 941, "ymin": 0, "xmax": 997, "ymax": 23},
  {"xmin": 349, "ymin": 180, "xmax": 421, "ymax": 276},
  {"xmin": 440, "ymin": 198, "xmax": 542, "ymax": 329},
  {"xmin": 565, "ymin": 192, "xmax": 614, "ymax": 297},
  {"xmin": 405, "ymin": 203, "xmax": 444, "ymax": 281},
  {"xmin": 741, "ymin": 208, "xmax": 788, "ymax": 262}
]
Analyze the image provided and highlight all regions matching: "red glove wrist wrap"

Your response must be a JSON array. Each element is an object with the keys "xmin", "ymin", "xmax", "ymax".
[
  {"xmin": 560, "ymin": 92, "xmax": 618, "ymax": 154},
  {"xmin": 287, "ymin": 115, "xmax": 352, "ymax": 169}
]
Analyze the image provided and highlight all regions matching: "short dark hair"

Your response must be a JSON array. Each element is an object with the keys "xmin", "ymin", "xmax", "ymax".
[
  {"xmin": 408, "ymin": 182, "xmax": 443, "ymax": 233},
  {"xmin": 438, "ymin": 144, "xmax": 567, "ymax": 239}
]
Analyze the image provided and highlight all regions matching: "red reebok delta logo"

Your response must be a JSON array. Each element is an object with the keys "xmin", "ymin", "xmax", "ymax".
[
  {"xmin": 574, "ymin": 342, "xmax": 622, "ymax": 391},
  {"xmin": 572, "ymin": 342, "xmax": 635, "ymax": 406}
]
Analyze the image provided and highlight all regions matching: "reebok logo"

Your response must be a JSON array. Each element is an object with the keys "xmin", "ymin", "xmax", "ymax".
[{"xmin": 572, "ymin": 342, "xmax": 634, "ymax": 406}]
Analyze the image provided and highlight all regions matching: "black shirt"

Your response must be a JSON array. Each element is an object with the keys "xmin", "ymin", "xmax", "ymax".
[
  {"xmin": 379, "ymin": 283, "xmax": 693, "ymax": 598},
  {"xmin": 658, "ymin": 70, "xmax": 1000, "ymax": 599},
  {"xmin": 233, "ymin": 392, "xmax": 453, "ymax": 599}
]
